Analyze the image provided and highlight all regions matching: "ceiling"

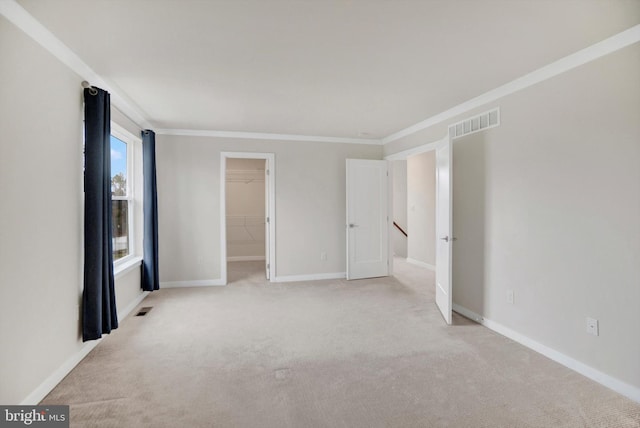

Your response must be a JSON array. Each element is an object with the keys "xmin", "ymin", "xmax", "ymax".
[{"xmin": 16, "ymin": 0, "xmax": 640, "ymax": 140}]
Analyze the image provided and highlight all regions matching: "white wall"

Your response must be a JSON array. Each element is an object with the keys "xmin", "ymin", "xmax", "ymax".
[
  {"xmin": 392, "ymin": 161, "xmax": 408, "ymax": 258},
  {"xmin": 407, "ymin": 151, "xmax": 436, "ymax": 267},
  {"xmin": 385, "ymin": 44, "xmax": 640, "ymax": 392},
  {"xmin": 156, "ymin": 136, "xmax": 382, "ymax": 282},
  {"xmin": 226, "ymin": 158, "xmax": 266, "ymax": 259},
  {"xmin": 0, "ymin": 16, "xmax": 145, "ymax": 404}
]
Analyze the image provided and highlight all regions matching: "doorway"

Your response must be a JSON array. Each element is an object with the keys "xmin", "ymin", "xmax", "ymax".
[
  {"xmin": 386, "ymin": 135, "xmax": 452, "ymax": 323},
  {"xmin": 220, "ymin": 152, "xmax": 275, "ymax": 285}
]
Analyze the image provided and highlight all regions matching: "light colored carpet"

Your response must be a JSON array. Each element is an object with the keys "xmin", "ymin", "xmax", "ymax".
[{"xmin": 42, "ymin": 259, "xmax": 640, "ymax": 427}]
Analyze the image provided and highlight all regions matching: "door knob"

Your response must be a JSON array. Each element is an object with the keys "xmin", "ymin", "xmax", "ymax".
[{"xmin": 348, "ymin": 223, "xmax": 359, "ymax": 228}]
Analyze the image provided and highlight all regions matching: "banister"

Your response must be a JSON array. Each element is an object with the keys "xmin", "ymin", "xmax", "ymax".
[{"xmin": 393, "ymin": 221, "xmax": 408, "ymax": 237}]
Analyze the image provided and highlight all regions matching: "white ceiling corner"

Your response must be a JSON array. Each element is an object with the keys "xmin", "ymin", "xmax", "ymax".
[
  {"xmin": 383, "ymin": 24, "xmax": 640, "ymax": 145},
  {"xmin": 0, "ymin": 0, "xmax": 154, "ymax": 129},
  {"xmin": 155, "ymin": 128, "xmax": 382, "ymax": 145},
  {"xmin": 5, "ymin": 0, "xmax": 640, "ymax": 145}
]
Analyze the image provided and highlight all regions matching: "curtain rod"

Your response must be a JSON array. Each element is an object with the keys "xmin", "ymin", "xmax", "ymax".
[{"xmin": 81, "ymin": 81, "xmax": 98, "ymax": 95}]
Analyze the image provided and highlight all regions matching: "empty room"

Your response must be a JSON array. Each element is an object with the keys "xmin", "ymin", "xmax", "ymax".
[{"xmin": 1, "ymin": 1, "xmax": 639, "ymax": 427}]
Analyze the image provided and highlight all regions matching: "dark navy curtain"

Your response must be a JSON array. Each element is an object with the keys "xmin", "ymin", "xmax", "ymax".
[
  {"xmin": 141, "ymin": 130, "xmax": 160, "ymax": 291},
  {"xmin": 82, "ymin": 87, "xmax": 118, "ymax": 341}
]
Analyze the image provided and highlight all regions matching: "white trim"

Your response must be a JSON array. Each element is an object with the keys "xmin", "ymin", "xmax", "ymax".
[
  {"xmin": 19, "ymin": 290, "xmax": 149, "ymax": 405},
  {"xmin": 118, "ymin": 291, "xmax": 151, "ymax": 322},
  {"xmin": 382, "ymin": 24, "xmax": 640, "ymax": 145},
  {"xmin": 160, "ymin": 279, "xmax": 226, "ymax": 288},
  {"xmin": 220, "ymin": 155, "xmax": 228, "ymax": 284},
  {"xmin": 3, "ymin": 0, "xmax": 637, "ymax": 147},
  {"xmin": 452, "ymin": 304, "xmax": 640, "ymax": 404},
  {"xmin": 111, "ymin": 123, "xmax": 142, "ymax": 145},
  {"xmin": 220, "ymin": 152, "xmax": 275, "ymax": 160},
  {"xmin": 452, "ymin": 303, "xmax": 484, "ymax": 324},
  {"xmin": 406, "ymin": 258, "xmax": 436, "ymax": 271},
  {"xmin": 156, "ymin": 128, "xmax": 382, "ymax": 145},
  {"xmin": 110, "ymin": 123, "xmax": 141, "ymax": 265},
  {"xmin": 221, "ymin": 152, "xmax": 276, "ymax": 285},
  {"xmin": 227, "ymin": 256, "xmax": 266, "ymax": 262},
  {"xmin": 19, "ymin": 342, "xmax": 100, "ymax": 405},
  {"xmin": 0, "ymin": 0, "xmax": 152, "ymax": 130},
  {"xmin": 387, "ymin": 161, "xmax": 394, "ymax": 277},
  {"xmin": 272, "ymin": 272, "xmax": 346, "ymax": 283},
  {"xmin": 384, "ymin": 139, "xmax": 440, "ymax": 161},
  {"xmin": 114, "ymin": 256, "xmax": 143, "ymax": 278}
]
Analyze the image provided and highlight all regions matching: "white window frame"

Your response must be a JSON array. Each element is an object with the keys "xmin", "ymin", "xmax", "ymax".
[{"xmin": 111, "ymin": 123, "xmax": 139, "ymax": 268}]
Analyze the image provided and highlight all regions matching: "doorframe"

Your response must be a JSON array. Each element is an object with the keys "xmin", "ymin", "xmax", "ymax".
[
  {"xmin": 384, "ymin": 138, "xmax": 441, "ymax": 162},
  {"xmin": 220, "ymin": 152, "xmax": 276, "ymax": 285},
  {"xmin": 384, "ymin": 135, "xmax": 450, "ymax": 310},
  {"xmin": 384, "ymin": 136, "xmax": 444, "ymax": 275}
]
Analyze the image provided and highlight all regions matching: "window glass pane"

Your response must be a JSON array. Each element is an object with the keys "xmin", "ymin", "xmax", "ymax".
[
  {"xmin": 111, "ymin": 136, "xmax": 127, "ymax": 197},
  {"xmin": 112, "ymin": 200, "xmax": 129, "ymax": 260}
]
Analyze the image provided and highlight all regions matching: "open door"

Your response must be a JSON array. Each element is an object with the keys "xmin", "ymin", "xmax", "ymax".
[
  {"xmin": 346, "ymin": 159, "xmax": 389, "ymax": 280},
  {"xmin": 435, "ymin": 136, "xmax": 453, "ymax": 324},
  {"xmin": 220, "ymin": 152, "xmax": 275, "ymax": 285},
  {"xmin": 264, "ymin": 160, "xmax": 270, "ymax": 280}
]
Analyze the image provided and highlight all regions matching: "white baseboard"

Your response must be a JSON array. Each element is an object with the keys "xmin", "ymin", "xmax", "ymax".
[
  {"xmin": 452, "ymin": 303, "xmax": 640, "ymax": 403},
  {"xmin": 406, "ymin": 258, "xmax": 436, "ymax": 271},
  {"xmin": 452, "ymin": 303, "xmax": 484, "ymax": 323},
  {"xmin": 272, "ymin": 272, "xmax": 346, "ymax": 283},
  {"xmin": 118, "ymin": 290, "xmax": 151, "ymax": 321},
  {"xmin": 20, "ymin": 290, "xmax": 150, "ymax": 405},
  {"xmin": 227, "ymin": 256, "xmax": 265, "ymax": 262},
  {"xmin": 160, "ymin": 279, "xmax": 226, "ymax": 288},
  {"xmin": 20, "ymin": 341, "xmax": 100, "ymax": 405}
]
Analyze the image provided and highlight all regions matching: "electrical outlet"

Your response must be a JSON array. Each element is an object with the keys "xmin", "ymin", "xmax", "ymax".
[
  {"xmin": 506, "ymin": 290, "xmax": 514, "ymax": 304},
  {"xmin": 586, "ymin": 318, "xmax": 599, "ymax": 336},
  {"xmin": 320, "ymin": 252, "xmax": 327, "ymax": 261}
]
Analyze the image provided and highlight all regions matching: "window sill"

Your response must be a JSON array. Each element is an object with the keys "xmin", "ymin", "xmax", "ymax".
[{"xmin": 114, "ymin": 256, "xmax": 143, "ymax": 279}]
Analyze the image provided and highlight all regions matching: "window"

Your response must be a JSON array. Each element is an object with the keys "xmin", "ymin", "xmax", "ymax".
[
  {"xmin": 110, "ymin": 130, "xmax": 134, "ymax": 263},
  {"xmin": 111, "ymin": 134, "xmax": 130, "ymax": 261}
]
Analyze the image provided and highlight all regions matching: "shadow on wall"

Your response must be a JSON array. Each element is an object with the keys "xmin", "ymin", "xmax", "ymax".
[{"xmin": 452, "ymin": 133, "xmax": 487, "ymax": 317}]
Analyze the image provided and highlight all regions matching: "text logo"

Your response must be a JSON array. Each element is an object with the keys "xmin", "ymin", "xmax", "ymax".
[{"xmin": 0, "ymin": 406, "xmax": 69, "ymax": 428}]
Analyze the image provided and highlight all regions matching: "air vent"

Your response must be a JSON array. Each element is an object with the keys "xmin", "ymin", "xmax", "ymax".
[
  {"xmin": 448, "ymin": 108, "xmax": 500, "ymax": 139},
  {"xmin": 135, "ymin": 307, "xmax": 153, "ymax": 316}
]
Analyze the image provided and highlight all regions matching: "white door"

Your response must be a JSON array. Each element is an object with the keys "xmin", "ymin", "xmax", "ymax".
[
  {"xmin": 264, "ymin": 161, "xmax": 270, "ymax": 280},
  {"xmin": 346, "ymin": 159, "xmax": 389, "ymax": 280},
  {"xmin": 435, "ymin": 136, "xmax": 453, "ymax": 324}
]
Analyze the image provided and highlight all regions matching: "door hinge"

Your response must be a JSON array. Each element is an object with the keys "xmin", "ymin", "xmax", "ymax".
[
  {"xmin": 267, "ymin": 263, "xmax": 270, "ymax": 269},
  {"xmin": 266, "ymin": 169, "xmax": 270, "ymax": 176},
  {"xmin": 266, "ymin": 217, "xmax": 270, "ymax": 223}
]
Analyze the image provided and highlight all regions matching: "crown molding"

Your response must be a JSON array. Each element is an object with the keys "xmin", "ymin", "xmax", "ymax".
[
  {"xmin": 384, "ymin": 139, "xmax": 441, "ymax": 161},
  {"xmin": 3, "ymin": 0, "xmax": 638, "ymax": 146},
  {"xmin": 0, "ymin": 0, "xmax": 379, "ymax": 145},
  {"xmin": 0, "ymin": 0, "xmax": 153, "ymax": 130},
  {"xmin": 382, "ymin": 24, "xmax": 640, "ymax": 145},
  {"xmin": 155, "ymin": 128, "xmax": 382, "ymax": 145}
]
